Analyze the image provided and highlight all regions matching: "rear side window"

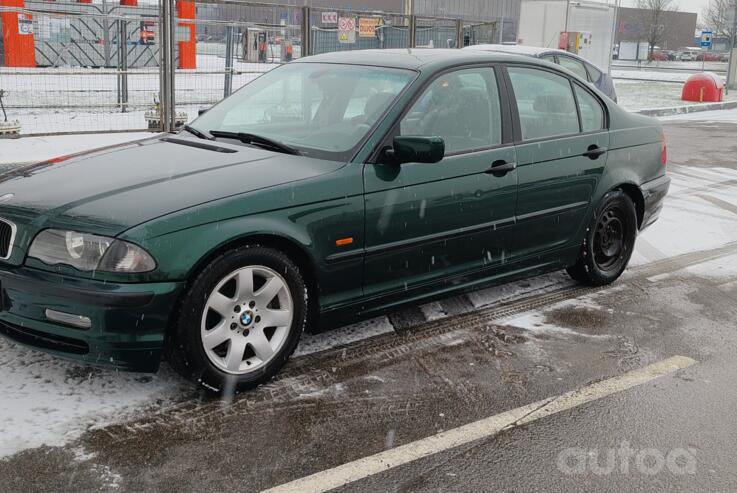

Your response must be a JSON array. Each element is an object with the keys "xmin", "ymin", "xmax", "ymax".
[
  {"xmin": 557, "ymin": 56, "xmax": 589, "ymax": 80},
  {"xmin": 507, "ymin": 67, "xmax": 579, "ymax": 140},
  {"xmin": 586, "ymin": 62, "xmax": 603, "ymax": 84},
  {"xmin": 574, "ymin": 85, "xmax": 604, "ymax": 132},
  {"xmin": 400, "ymin": 67, "xmax": 502, "ymax": 154},
  {"xmin": 541, "ymin": 54, "xmax": 557, "ymax": 63}
]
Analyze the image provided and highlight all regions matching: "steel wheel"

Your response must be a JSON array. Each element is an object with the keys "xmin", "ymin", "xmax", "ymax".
[
  {"xmin": 593, "ymin": 205, "xmax": 626, "ymax": 271},
  {"xmin": 566, "ymin": 190, "xmax": 637, "ymax": 286},
  {"xmin": 200, "ymin": 265, "xmax": 293, "ymax": 375}
]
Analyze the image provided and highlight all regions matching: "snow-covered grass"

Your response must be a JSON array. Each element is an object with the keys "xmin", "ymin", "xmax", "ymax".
[{"xmin": 615, "ymin": 79, "xmax": 737, "ymax": 112}]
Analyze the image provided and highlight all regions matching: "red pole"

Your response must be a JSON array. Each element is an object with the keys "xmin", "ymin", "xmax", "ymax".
[
  {"xmin": 0, "ymin": 0, "xmax": 36, "ymax": 67},
  {"xmin": 177, "ymin": 0, "xmax": 196, "ymax": 69}
]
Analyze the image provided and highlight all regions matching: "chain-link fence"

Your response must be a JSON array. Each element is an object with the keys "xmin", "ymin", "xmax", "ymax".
[
  {"xmin": 0, "ymin": 0, "xmax": 516, "ymax": 137},
  {"xmin": 0, "ymin": 0, "xmax": 163, "ymax": 134}
]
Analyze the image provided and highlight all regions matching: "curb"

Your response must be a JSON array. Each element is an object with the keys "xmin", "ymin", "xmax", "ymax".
[{"xmin": 637, "ymin": 100, "xmax": 737, "ymax": 117}]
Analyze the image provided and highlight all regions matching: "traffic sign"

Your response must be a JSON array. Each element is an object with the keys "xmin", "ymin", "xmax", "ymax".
[
  {"xmin": 321, "ymin": 12, "xmax": 338, "ymax": 24},
  {"xmin": 701, "ymin": 31, "xmax": 713, "ymax": 48},
  {"xmin": 338, "ymin": 17, "xmax": 356, "ymax": 44}
]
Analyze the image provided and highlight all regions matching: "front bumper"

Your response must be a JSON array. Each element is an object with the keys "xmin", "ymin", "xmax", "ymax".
[
  {"xmin": 0, "ymin": 266, "xmax": 183, "ymax": 372},
  {"xmin": 640, "ymin": 173, "xmax": 671, "ymax": 231}
]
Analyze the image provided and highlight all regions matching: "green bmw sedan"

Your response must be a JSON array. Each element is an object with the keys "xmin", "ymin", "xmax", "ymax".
[{"xmin": 0, "ymin": 49, "xmax": 669, "ymax": 392}]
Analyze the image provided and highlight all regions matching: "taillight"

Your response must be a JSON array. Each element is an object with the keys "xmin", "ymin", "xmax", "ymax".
[{"xmin": 660, "ymin": 132, "xmax": 667, "ymax": 166}]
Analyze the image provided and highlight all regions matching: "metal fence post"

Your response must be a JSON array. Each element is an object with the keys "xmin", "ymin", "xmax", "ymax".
[
  {"xmin": 118, "ymin": 20, "xmax": 129, "ymax": 113},
  {"xmin": 455, "ymin": 19, "xmax": 463, "ymax": 48},
  {"xmin": 224, "ymin": 25, "xmax": 234, "ymax": 98},
  {"xmin": 159, "ymin": 0, "xmax": 175, "ymax": 132},
  {"xmin": 408, "ymin": 15, "xmax": 417, "ymax": 48},
  {"xmin": 102, "ymin": 0, "xmax": 111, "ymax": 67},
  {"xmin": 301, "ymin": 6, "xmax": 311, "ymax": 57}
]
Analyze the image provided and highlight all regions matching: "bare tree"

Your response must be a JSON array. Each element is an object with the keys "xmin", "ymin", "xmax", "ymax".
[
  {"xmin": 703, "ymin": 0, "xmax": 737, "ymax": 46},
  {"xmin": 636, "ymin": 0, "xmax": 679, "ymax": 55}
]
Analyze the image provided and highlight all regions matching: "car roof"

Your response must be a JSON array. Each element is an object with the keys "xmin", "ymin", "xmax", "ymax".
[
  {"xmin": 293, "ymin": 48, "xmax": 538, "ymax": 70},
  {"xmin": 464, "ymin": 44, "xmax": 594, "ymax": 62}
]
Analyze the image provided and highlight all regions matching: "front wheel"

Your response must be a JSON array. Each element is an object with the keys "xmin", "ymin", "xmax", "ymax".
[
  {"xmin": 566, "ymin": 190, "xmax": 638, "ymax": 286},
  {"xmin": 167, "ymin": 246, "xmax": 307, "ymax": 394}
]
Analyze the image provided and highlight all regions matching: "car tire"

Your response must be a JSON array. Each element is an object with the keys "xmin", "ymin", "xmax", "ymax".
[
  {"xmin": 566, "ymin": 190, "xmax": 637, "ymax": 286},
  {"xmin": 166, "ymin": 245, "xmax": 308, "ymax": 394}
]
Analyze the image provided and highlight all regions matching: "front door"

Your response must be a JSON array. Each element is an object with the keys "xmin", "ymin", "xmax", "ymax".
[
  {"xmin": 363, "ymin": 66, "xmax": 518, "ymax": 300},
  {"xmin": 504, "ymin": 65, "xmax": 609, "ymax": 258}
]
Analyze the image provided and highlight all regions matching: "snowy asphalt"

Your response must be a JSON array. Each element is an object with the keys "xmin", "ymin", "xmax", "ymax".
[{"xmin": 2, "ymin": 118, "xmax": 737, "ymax": 491}]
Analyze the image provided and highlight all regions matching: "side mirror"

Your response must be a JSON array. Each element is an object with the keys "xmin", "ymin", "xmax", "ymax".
[
  {"xmin": 385, "ymin": 136, "xmax": 444, "ymax": 165},
  {"xmin": 198, "ymin": 107, "xmax": 210, "ymax": 116}
]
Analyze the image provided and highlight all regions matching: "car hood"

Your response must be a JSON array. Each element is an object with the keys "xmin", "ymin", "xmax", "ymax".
[{"xmin": 0, "ymin": 135, "xmax": 345, "ymax": 236}]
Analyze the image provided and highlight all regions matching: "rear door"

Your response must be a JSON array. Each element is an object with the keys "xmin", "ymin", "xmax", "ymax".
[
  {"xmin": 503, "ymin": 64, "xmax": 609, "ymax": 259},
  {"xmin": 362, "ymin": 65, "xmax": 518, "ymax": 299}
]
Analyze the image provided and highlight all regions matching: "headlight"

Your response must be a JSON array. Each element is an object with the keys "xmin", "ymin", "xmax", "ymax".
[{"xmin": 28, "ymin": 229, "xmax": 156, "ymax": 273}]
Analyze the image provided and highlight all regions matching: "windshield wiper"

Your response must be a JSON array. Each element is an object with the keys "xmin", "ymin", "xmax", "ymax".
[
  {"xmin": 182, "ymin": 124, "xmax": 213, "ymax": 140},
  {"xmin": 209, "ymin": 130, "xmax": 300, "ymax": 155}
]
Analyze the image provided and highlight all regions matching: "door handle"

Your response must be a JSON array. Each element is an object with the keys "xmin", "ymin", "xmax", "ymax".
[
  {"xmin": 582, "ymin": 145, "xmax": 607, "ymax": 160},
  {"xmin": 485, "ymin": 160, "xmax": 517, "ymax": 175}
]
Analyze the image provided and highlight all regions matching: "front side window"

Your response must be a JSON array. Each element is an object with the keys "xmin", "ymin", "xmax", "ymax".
[
  {"xmin": 507, "ymin": 66, "xmax": 579, "ymax": 141},
  {"xmin": 193, "ymin": 63, "xmax": 416, "ymax": 160},
  {"xmin": 399, "ymin": 67, "xmax": 502, "ymax": 154},
  {"xmin": 575, "ymin": 85, "xmax": 604, "ymax": 132}
]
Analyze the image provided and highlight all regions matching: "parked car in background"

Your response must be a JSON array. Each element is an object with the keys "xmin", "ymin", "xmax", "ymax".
[
  {"xmin": 679, "ymin": 50, "xmax": 700, "ymax": 61},
  {"xmin": 649, "ymin": 51, "xmax": 669, "ymax": 61},
  {"xmin": 695, "ymin": 52, "xmax": 721, "ymax": 62},
  {"xmin": 464, "ymin": 44, "xmax": 618, "ymax": 102},
  {"xmin": 0, "ymin": 49, "xmax": 668, "ymax": 393}
]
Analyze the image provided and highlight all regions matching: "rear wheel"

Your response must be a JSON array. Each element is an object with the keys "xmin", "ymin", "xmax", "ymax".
[
  {"xmin": 566, "ymin": 191, "xmax": 637, "ymax": 286},
  {"xmin": 167, "ymin": 246, "xmax": 307, "ymax": 394}
]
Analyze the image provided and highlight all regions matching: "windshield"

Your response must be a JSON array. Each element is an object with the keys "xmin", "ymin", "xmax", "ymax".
[{"xmin": 192, "ymin": 62, "xmax": 416, "ymax": 160}]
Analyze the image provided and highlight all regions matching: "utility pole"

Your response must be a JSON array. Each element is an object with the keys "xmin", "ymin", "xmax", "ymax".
[
  {"xmin": 727, "ymin": 4, "xmax": 737, "ymax": 94},
  {"xmin": 608, "ymin": 0, "xmax": 621, "ymax": 74}
]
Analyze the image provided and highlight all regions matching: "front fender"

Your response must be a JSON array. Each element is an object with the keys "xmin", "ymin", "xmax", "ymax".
[{"xmin": 122, "ymin": 167, "xmax": 366, "ymax": 310}]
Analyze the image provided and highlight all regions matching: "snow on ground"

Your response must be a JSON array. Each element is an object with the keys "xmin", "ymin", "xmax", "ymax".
[
  {"xmin": 294, "ymin": 317, "xmax": 394, "ymax": 357},
  {"xmin": 496, "ymin": 295, "xmax": 615, "ymax": 338},
  {"xmin": 661, "ymin": 107, "xmax": 737, "ymax": 123},
  {"xmin": 629, "ymin": 163, "xmax": 737, "ymax": 266},
  {"xmin": 615, "ymin": 79, "xmax": 737, "ymax": 112},
  {"xmin": 0, "ymin": 132, "xmax": 153, "ymax": 165},
  {"xmin": 0, "ymin": 337, "xmax": 187, "ymax": 457},
  {"xmin": 467, "ymin": 271, "xmax": 574, "ymax": 309},
  {"xmin": 612, "ymin": 69, "xmax": 694, "ymax": 83}
]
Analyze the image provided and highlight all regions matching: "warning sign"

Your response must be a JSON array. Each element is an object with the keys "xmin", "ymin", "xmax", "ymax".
[
  {"xmin": 18, "ymin": 14, "xmax": 33, "ymax": 35},
  {"xmin": 359, "ymin": 17, "xmax": 381, "ymax": 38},
  {"xmin": 140, "ymin": 20, "xmax": 156, "ymax": 45},
  {"xmin": 338, "ymin": 17, "xmax": 356, "ymax": 44},
  {"xmin": 321, "ymin": 12, "xmax": 338, "ymax": 24}
]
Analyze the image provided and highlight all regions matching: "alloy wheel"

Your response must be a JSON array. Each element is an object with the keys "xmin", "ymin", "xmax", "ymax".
[{"xmin": 200, "ymin": 265, "xmax": 293, "ymax": 374}]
